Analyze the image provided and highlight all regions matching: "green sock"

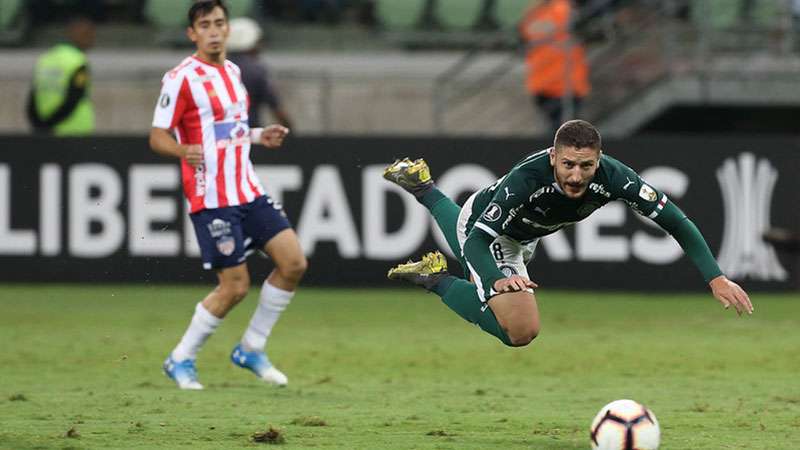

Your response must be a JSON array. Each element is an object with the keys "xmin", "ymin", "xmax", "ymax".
[
  {"xmin": 432, "ymin": 276, "xmax": 512, "ymax": 346},
  {"xmin": 420, "ymin": 187, "xmax": 467, "ymax": 273}
]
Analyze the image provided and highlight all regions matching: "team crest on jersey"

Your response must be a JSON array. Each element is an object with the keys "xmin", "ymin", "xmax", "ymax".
[
  {"xmin": 638, "ymin": 184, "xmax": 657, "ymax": 202},
  {"xmin": 483, "ymin": 203, "xmax": 503, "ymax": 222},
  {"xmin": 216, "ymin": 236, "xmax": 236, "ymax": 256}
]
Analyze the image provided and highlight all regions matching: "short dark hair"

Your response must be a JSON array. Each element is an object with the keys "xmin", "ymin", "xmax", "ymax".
[
  {"xmin": 554, "ymin": 120, "xmax": 601, "ymax": 151},
  {"xmin": 188, "ymin": 0, "xmax": 229, "ymax": 27}
]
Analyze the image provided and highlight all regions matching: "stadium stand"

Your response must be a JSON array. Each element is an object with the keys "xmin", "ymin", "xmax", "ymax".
[
  {"xmin": 436, "ymin": 0, "xmax": 485, "ymax": 30},
  {"xmin": 0, "ymin": 0, "xmax": 27, "ymax": 45},
  {"xmin": 145, "ymin": 0, "xmax": 254, "ymax": 35},
  {"xmin": 376, "ymin": 0, "xmax": 428, "ymax": 29},
  {"xmin": 495, "ymin": 0, "xmax": 535, "ymax": 29}
]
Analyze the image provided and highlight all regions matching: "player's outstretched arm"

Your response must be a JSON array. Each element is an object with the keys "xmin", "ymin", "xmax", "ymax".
[
  {"xmin": 255, "ymin": 124, "xmax": 290, "ymax": 148},
  {"xmin": 651, "ymin": 202, "xmax": 753, "ymax": 315},
  {"xmin": 709, "ymin": 275, "xmax": 753, "ymax": 316}
]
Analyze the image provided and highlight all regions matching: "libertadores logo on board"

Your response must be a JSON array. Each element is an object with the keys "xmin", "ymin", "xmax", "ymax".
[{"xmin": 716, "ymin": 153, "xmax": 787, "ymax": 281}]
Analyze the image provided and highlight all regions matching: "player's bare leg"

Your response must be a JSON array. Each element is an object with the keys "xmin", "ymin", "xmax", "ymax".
[
  {"xmin": 164, "ymin": 264, "xmax": 250, "ymax": 390},
  {"xmin": 202, "ymin": 263, "xmax": 251, "ymax": 317},
  {"xmin": 264, "ymin": 228, "xmax": 307, "ymax": 291},
  {"xmin": 486, "ymin": 291, "xmax": 540, "ymax": 347},
  {"xmin": 234, "ymin": 228, "xmax": 307, "ymax": 386}
]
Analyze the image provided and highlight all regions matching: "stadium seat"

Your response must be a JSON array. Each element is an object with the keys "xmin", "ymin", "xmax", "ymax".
[
  {"xmin": 495, "ymin": 0, "xmax": 534, "ymax": 29},
  {"xmin": 145, "ymin": 0, "xmax": 254, "ymax": 29},
  {"xmin": 145, "ymin": 0, "xmax": 194, "ymax": 28},
  {"xmin": 376, "ymin": 0, "xmax": 428, "ymax": 29},
  {"xmin": 436, "ymin": 0, "xmax": 484, "ymax": 29},
  {"xmin": 0, "ymin": 0, "xmax": 22, "ymax": 30},
  {"xmin": 226, "ymin": 0, "xmax": 255, "ymax": 18},
  {"xmin": 0, "ymin": 0, "xmax": 27, "ymax": 45}
]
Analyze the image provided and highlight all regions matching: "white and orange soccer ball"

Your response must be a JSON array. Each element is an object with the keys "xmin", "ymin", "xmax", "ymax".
[{"xmin": 590, "ymin": 399, "xmax": 660, "ymax": 450}]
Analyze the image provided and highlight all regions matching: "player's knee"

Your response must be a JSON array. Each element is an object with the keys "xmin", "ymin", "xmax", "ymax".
[
  {"xmin": 506, "ymin": 324, "xmax": 539, "ymax": 347},
  {"xmin": 279, "ymin": 256, "xmax": 308, "ymax": 282},
  {"xmin": 220, "ymin": 278, "xmax": 250, "ymax": 304}
]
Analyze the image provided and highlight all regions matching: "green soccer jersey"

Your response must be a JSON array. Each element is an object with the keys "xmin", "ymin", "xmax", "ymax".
[
  {"xmin": 465, "ymin": 148, "xmax": 668, "ymax": 243},
  {"xmin": 461, "ymin": 148, "xmax": 723, "ymax": 297}
]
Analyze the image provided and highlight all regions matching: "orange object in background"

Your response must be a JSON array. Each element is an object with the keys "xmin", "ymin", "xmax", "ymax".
[{"xmin": 519, "ymin": 0, "xmax": 590, "ymax": 98}]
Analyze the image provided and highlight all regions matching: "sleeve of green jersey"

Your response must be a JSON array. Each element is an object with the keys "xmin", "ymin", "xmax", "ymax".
[{"xmin": 609, "ymin": 160, "xmax": 723, "ymax": 283}]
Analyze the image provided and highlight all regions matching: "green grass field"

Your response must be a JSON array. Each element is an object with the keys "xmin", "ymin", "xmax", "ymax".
[{"xmin": 0, "ymin": 285, "xmax": 798, "ymax": 449}]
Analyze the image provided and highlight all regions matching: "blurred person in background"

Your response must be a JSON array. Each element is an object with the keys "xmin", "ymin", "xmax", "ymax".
[
  {"xmin": 520, "ymin": 0, "xmax": 590, "ymax": 135},
  {"xmin": 26, "ymin": 15, "xmax": 96, "ymax": 136},
  {"xmin": 150, "ymin": 0, "xmax": 305, "ymax": 390},
  {"xmin": 227, "ymin": 17, "xmax": 293, "ymax": 129}
]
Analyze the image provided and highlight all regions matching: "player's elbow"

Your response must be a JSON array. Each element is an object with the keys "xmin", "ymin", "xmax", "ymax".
[{"xmin": 148, "ymin": 129, "xmax": 160, "ymax": 152}]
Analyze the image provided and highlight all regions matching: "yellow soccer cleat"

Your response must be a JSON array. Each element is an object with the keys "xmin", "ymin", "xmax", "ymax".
[
  {"xmin": 387, "ymin": 251, "xmax": 449, "ymax": 289},
  {"xmin": 382, "ymin": 157, "xmax": 433, "ymax": 194}
]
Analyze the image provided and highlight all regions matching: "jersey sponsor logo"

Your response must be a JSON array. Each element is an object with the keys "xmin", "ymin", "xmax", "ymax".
[
  {"xmin": 159, "ymin": 93, "xmax": 170, "ymax": 108},
  {"xmin": 533, "ymin": 206, "xmax": 550, "ymax": 216},
  {"xmin": 529, "ymin": 185, "xmax": 554, "ymax": 201},
  {"xmin": 483, "ymin": 203, "xmax": 503, "ymax": 222},
  {"xmin": 504, "ymin": 187, "xmax": 515, "ymax": 200},
  {"xmin": 207, "ymin": 218, "xmax": 232, "ymax": 238},
  {"xmin": 620, "ymin": 198, "xmax": 644, "ymax": 216},
  {"xmin": 192, "ymin": 74, "xmax": 216, "ymax": 84},
  {"xmin": 589, "ymin": 182, "xmax": 611, "ymax": 198},
  {"xmin": 638, "ymin": 184, "xmax": 657, "ymax": 202},
  {"xmin": 216, "ymin": 235, "xmax": 235, "ymax": 256},
  {"xmin": 194, "ymin": 164, "xmax": 206, "ymax": 197},
  {"xmin": 213, "ymin": 121, "xmax": 250, "ymax": 149}
]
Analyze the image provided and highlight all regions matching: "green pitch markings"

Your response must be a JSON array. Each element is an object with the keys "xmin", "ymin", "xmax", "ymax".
[{"xmin": 0, "ymin": 285, "xmax": 797, "ymax": 449}]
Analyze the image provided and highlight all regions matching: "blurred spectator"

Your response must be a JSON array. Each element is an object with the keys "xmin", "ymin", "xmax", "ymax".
[
  {"xmin": 519, "ymin": 0, "xmax": 590, "ymax": 135},
  {"xmin": 26, "ymin": 16, "xmax": 96, "ymax": 136},
  {"xmin": 227, "ymin": 17, "xmax": 294, "ymax": 129}
]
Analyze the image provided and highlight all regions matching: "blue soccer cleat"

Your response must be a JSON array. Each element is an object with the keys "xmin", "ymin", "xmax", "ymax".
[
  {"xmin": 231, "ymin": 344, "xmax": 288, "ymax": 386},
  {"xmin": 163, "ymin": 355, "xmax": 203, "ymax": 390}
]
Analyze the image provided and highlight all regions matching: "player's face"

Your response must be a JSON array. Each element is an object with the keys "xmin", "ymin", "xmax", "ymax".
[
  {"xmin": 549, "ymin": 146, "xmax": 601, "ymax": 198},
  {"xmin": 188, "ymin": 7, "xmax": 229, "ymax": 58}
]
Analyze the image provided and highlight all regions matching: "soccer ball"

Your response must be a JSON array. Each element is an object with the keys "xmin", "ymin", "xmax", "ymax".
[{"xmin": 590, "ymin": 399, "xmax": 660, "ymax": 450}]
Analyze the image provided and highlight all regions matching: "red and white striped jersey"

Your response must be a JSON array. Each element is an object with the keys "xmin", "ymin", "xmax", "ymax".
[{"xmin": 152, "ymin": 55, "xmax": 265, "ymax": 213}]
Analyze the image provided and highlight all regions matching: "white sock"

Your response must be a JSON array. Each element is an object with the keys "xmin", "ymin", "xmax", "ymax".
[
  {"xmin": 241, "ymin": 281, "xmax": 294, "ymax": 352},
  {"xmin": 171, "ymin": 302, "xmax": 222, "ymax": 362}
]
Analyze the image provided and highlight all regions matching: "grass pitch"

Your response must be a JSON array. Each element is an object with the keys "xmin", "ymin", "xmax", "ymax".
[{"xmin": 0, "ymin": 285, "xmax": 798, "ymax": 449}]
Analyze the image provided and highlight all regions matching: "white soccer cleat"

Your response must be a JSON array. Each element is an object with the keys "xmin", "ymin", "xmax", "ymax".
[
  {"xmin": 258, "ymin": 365, "xmax": 288, "ymax": 386},
  {"xmin": 231, "ymin": 344, "xmax": 288, "ymax": 386}
]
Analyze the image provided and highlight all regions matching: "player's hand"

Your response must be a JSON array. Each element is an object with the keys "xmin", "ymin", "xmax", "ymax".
[
  {"xmin": 709, "ymin": 275, "xmax": 753, "ymax": 316},
  {"xmin": 180, "ymin": 144, "xmax": 203, "ymax": 166},
  {"xmin": 494, "ymin": 275, "xmax": 538, "ymax": 293},
  {"xmin": 259, "ymin": 124, "xmax": 290, "ymax": 148}
]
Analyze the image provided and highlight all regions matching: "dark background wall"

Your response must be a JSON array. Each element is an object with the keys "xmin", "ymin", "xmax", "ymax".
[{"xmin": 1, "ymin": 135, "xmax": 797, "ymax": 290}]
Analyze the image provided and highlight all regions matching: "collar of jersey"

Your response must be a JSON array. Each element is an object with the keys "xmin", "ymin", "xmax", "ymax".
[{"xmin": 192, "ymin": 54, "xmax": 226, "ymax": 69}]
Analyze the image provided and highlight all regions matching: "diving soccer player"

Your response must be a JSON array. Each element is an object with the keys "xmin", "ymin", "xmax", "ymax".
[
  {"xmin": 149, "ymin": 0, "xmax": 306, "ymax": 389},
  {"xmin": 385, "ymin": 120, "xmax": 753, "ymax": 347}
]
